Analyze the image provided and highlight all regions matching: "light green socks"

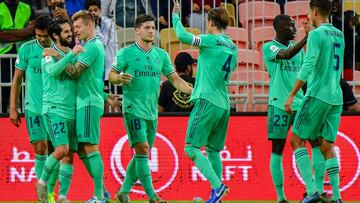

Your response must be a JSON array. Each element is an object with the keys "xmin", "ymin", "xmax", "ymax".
[
  {"xmin": 270, "ymin": 153, "xmax": 285, "ymax": 201},
  {"xmin": 59, "ymin": 163, "xmax": 74, "ymax": 197},
  {"xmin": 135, "ymin": 154, "xmax": 156, "ymax": 199},
  {"xmin": 120, "ymin": 156, "xmax": 138, "ymax": 193},
  {"xmin": 312, "ymin": 147, "xmax": 325, "ymax": 194},
  {"xmin": 326, "ymin": 158, "xmax": 341, "ymax": 200},
  {"xmin": 86, "ymin": 151, "xmax": 104, "ymax": 199},
  {"xmin": 294, "ymin": 148, "xmax": 317, "ymax": 195},
  {"xmin": 184, "ymin": 146, "xmax": 222, "ymax": 189},
  {"xmin": 34, "ymin": 154, "xmax": 47, "ymax": 179},
  {"xmin": 40, "ymin": 154, "xmax": 60, "ymax": 183},
  {"xmin": 206, "ymin": 148, "xmax": 223, "ymax": 181}
]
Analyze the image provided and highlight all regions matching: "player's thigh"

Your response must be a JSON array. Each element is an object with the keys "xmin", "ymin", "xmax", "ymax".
[
  {"xmin": 123, "ymin": 113, "xmax": 149, "ymax": 148},
  {"xmin": 146, "ymin": 119, "xmax": 158, "ymax": 148},
  {"xmin": 292, "ymin": 97, "xmax": 331, "ymax": 141},
  {"xmin": 186, "ymin": 99, "xmax": 217, "ymax": 148},
  {"xmin": 76, "ymin": 106, "xmax": 103, "ymax": 145},
  {"xmin": 320, "ymin": 105, "xmax": 342, "ymax": 143},
  {"xmin": 25, "ymin": 110, "xmax": 47, "ymax": 143},
  {"xmin": 43, "ymin": 113, "xmax": 70, "ymax": 148},
  {"xmin": 267, "ymin": 105, "xmax": 293, "ymax": 140},
  {"xmin": 207, "ymin": 107, "xmax": 230, "ymax": 151}
]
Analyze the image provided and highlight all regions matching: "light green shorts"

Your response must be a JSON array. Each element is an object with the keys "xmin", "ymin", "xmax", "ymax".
[
  {"xmin": 43, "ymin": 113, "xmax": 77, "ymax": 151},
  {"xmin": 25, "ymin": 110, "xmax": 48, "ymax": 143},
  {"xmin": 186, "ymin": 99, "xmax": 230, "ymax": 151},
  {"xmin": 268, "ymin": 105, "xmax": 296, "ymax": 140},
  {"xmin": 76, "ymin": 106, "xmax": 103, "ymax": 144},
  {"xmin": 123, "ymin": 113, "xmax": 157, "ymax": 148},
  {"xmin": 292, "ymin": 97, "xmax": 342, "ymax": 143}
]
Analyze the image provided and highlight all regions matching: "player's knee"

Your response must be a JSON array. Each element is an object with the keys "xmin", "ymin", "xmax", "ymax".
[
  {"xmin": 290, "ymin": 134, "xmax": 305, "ymax": 149},
  {"xmin": 55, "ymin": 145, "xmax": 69, "ymax": 158},
  {"xmin": 205, "ymin": 147, "xmax": 219, "ymax": 156},
  {"xmin": 271, "ymin": 139, "xmax": 286, "ymax": 155},
  {"xmin": 134, "ymin": 142, "xmax": 150, "ymax": 155},
  {"xmin": 184, "ymin": 146, "xmax": 198, "ymax": 160},
  {"xmin": 33, "ymin": 141, "xmax": 47, "ymax": 155}
]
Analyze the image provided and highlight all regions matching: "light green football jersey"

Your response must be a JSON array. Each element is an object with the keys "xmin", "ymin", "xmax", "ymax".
[
  {"xmin": 172, "ymin": 13, "xmax": 238, "ymax": 110},
  {"xmin": 299, "ymin": 23, "xmax": 345, "ymax": 105},
  {"xmin": 76, "ymin": 36, "xmax": 105, "ymax": 110},
  {"xmin": 190, "ymin": 34, "xmax": 238, "ymax": 110},
  {"xmin": 263, "ymin": 40, "xmax": 305, "ymax": 110},
  {"xmin": 15, "ymin": 40, "xmax": 51, "ymax": 114},
  {"xmin": 112, "ymin": 43, "xmax": 175, "ymax": 120},
  {"xmin": 41, "ymin": 45, "xmax": 77, "ymax": 119}
]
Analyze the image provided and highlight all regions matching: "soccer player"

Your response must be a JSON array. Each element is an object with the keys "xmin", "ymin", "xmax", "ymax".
[
  {"xmin": 36, "ymin": 17, "xmax": 82, "ymax": 203},
  {"xmin": 285, "ymin": 0, "xmax": 344, "ymax": 202},
  {"xmin": 9, "ymin": 14, "xmax": 60, "ymax": 203},
  {"xmin": 263, "ymin": 15, "xmax": 330, "ymax": 203},
  {"xmin": 109, "ymin": 14, "xmax": 193, "ymax": 203},
  {"xmin": 172, "ymin": 1, "xmax": 237, "ymax": 202},
  {"xmin": 70, "ymin": 10, "xmax": 108, "ymax": 203}
]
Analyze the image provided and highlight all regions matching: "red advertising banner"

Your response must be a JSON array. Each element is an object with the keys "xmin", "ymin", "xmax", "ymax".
[{"xmin": 0, "ymin": 116, "xmax": 359, "ymax": 201}]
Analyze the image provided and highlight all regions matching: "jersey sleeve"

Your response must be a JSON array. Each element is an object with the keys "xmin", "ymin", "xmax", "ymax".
[
  {"xmin": 77, "ymin": 43, "xmax": 98, "ymax": 68},
  {"xmin": 263, "ymin": 43, "xmax": 282, "ymax": 61},
  {"xmin": 161, "ymin": 51, "xmax": 175, "ymax": 76},
  {"xmin": 15, "ymin": 45, "xmax": 28, "ymax": 70},
  {"xmin": 112, "ymin": 48, "xmax": 127, "ymax": 72},
  {"xmin": 298, "ymin": 31, "xmax": 321, "ymax": 82},
  {"xmin": 43, "ymin": 51, "xmax": 75, "ymax": 77}
]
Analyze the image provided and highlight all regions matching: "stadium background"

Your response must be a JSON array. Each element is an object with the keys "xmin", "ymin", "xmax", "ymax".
[{"xmin": 1, "ymin": 0, "xmax": 360, "ymax": 202}]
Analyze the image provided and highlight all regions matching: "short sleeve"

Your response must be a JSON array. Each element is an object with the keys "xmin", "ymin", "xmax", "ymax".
[
  {"xmin": 263, "ymin": 43, "xmax": 281, "ymax": 61},
  {"xmin": 77, "ymin": 43, "xmax": 98, "ymax": 67},
  {"xmin": 161, "ymin": 51, "xmax": 175, "ymax": 76},
  {"xmin": 15, "ymin": 45, "xmax": 28, "ymax": 70},
  {"xmin": 112, "ymin": 48, "xmax": 127, "ymax": 72},
  {"xmin": 193, "ymin": 34, "xmax": 214, "ymax": 48}
]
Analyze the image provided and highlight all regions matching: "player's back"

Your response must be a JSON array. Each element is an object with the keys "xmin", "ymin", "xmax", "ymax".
[
  {"xmin": 76, "ymin": 37, "xmax": 105, "ymax": 110},
  {"xmin": 193, "ymin": 34, "xmax": 238, "ymax": 110},
  {"xmin": 304, "ymin": 23, "xmax": 344, "ymax": 105}
]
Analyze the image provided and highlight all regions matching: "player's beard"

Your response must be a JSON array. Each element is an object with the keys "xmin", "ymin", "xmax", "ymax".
[{"xmin": 59, "ymin": 36, "xmax": 72, "ymax": 47}]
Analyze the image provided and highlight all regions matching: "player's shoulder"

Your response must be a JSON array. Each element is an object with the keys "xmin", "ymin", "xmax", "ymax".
[
  {"xmin": 19, "ymin": 39, "xmax": 37, "ymax": 50},
  {"xmin": 119, "ymin": 43, "xmax": 137, "ymax": 54},
  {"xmin": 263, "ymin": 40, "xmax": 279, "ymax": 52}
]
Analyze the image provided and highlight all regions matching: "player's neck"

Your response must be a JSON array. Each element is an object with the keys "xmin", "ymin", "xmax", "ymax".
[
  {"xmin": 85, "ymin": 32, "xmax": 96, "ymax": 42},
  {"xmin": 137, "ymin": 40, "xmax": 153, "ymax": 51},
  {"xmin": 316, "ymin": 17, "xmax": 329, "ymax": 27},
  {"xmin": 275, "ymin": 36, "xmax": 290, "ymax": 46},
  {"xmin": 56, "ymin": 42, "xmax": 69, "ymax": 53}
]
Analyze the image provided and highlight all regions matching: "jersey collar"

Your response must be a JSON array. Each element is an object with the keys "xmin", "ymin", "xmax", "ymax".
[
  {"xmin": 135, "ymin": 42, "xmax": 153, "ymax": 54},
  {"xmin": 272, "ymin": 39, "xmax": 292, "ymax": 48},
  {"xmin": 53, "ymin": 44, "xmax": 69, "ymax": 55}
]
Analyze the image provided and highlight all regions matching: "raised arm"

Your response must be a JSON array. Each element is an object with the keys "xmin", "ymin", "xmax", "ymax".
[{"xmin": 172, "ymin": 0, "xmax": 194, "ymax": 45}]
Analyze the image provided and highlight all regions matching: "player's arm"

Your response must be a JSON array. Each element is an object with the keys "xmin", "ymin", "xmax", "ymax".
[
  {"xmin": 0, "ymin": 21, "xmax": 35, "ymax": 43},
  {"xmin": 172, "ymin": 0, "xmax": 195, "ymax": 45},
  {"xmin": 9, "ymin": 69, "xmax": 25, "ymax": 127},
  {"xmin": 285, "ymin": 31, "xmax": 320, "ymax": 114},
  {"xmin": 166, "ymin": 72, "xmax": 193, "ymax": 95},
  {"xmin": 108, "ymin": 49, "xmax": 132, "ymax": 85},
  {"xmin": 65, "ymin": 62, "xmax": 87, "ymax": 78},
  {"xmin": 44, "ymin": 52, "xmax": 75, "ymax": 77},
  {"xmin": 276, "ymin": 37, "xmax": 307, "ymax": 60}
]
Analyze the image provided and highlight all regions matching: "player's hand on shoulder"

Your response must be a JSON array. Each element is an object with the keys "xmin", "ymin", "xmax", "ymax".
[
  {"xmin": 9, "ymin": 107, "xmax": 21, "ymax": 127},
  {"xmin": 118, "ymin": 72, "xmax": 133, "ymax": 85},
  {"xmin": 72, "ymin": 45, "xmax": 84, "ymax": 55},
  {"xmin": 42, "ymin": 48, "xmax": 59, "ymax": 58},
  {"xmin": 303, "ymin": 19, "xmax": 313, "ymax": 36}
]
